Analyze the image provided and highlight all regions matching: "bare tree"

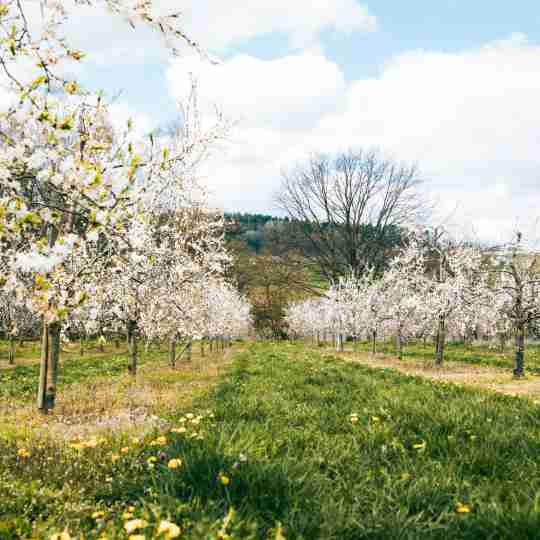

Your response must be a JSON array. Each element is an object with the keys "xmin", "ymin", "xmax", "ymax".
[{"xmin": 276, "ymin": 149, "xmax": 425, "ymax": 281}]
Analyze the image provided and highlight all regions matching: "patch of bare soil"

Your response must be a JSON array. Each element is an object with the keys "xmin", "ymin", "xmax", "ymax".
[{"xmin": 336, "ymin": 351, "xmax": 540, "ymax": 402}]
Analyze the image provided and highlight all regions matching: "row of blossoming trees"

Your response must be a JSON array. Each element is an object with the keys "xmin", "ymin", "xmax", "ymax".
[
  {"xmin": 0, "ymin": 1, "xmax": 251, "ymax": 413},
  {"xmin": 286, "ymin": 229, "xmax": 540, "ymax": 377}
]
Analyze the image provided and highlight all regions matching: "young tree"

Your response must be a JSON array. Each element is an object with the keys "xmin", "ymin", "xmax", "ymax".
[{"xmin": 488, "ymin": 233, "xmax": 540, "ymax": 377}]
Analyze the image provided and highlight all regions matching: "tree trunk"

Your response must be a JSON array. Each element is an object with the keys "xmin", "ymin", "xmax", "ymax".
[
  {"xmin": 514, "ymin": 323, "xmax": 525, "ymax": 378},
  {"xmin": 371, "ymin": 330, "xmax": 377, "ymax": 355},
  {"xmin": 127, "ymin": 321, "xmax": 138, "ymax": 376},
  {"xmin": 169, "ymin": 339, "xmax": 176, "ymax": 368},
  {"xmin": 37, "ymin": 321, "xmax": 59, "ymax": 413},
  {"xmin": 336, "ymin": 333, "xmax": 344, "ymax": 352},
  {"xmin": 47, "ymin": 322, "xmax": 61, "ymax": 410},
  {"xmin": 8, "ymin": 336, "xmax": 15, "ymax": 365},
  {"xmin": 79, "ymin": 336, "xmax": 85, "ymax": 356},
  {"xmin": 435, "ymin": 315, "xmax": 446, "ymax": 366},
  {"xmin": 200, "ymin": 340, "xmax": 205, "ymax": 357},
  {"xmin": 396, "ymin": 326, "xmax": 403, "ymax": 360},
  {"xmin": 499, "ymin": 333, "xmax": 506, "ymax": 354},
  {"xmin": 114, "ymin": 338, "xmax": 120, "ymax": 349},
  {"xmin": 186, "ymin": 340, "xmax": 192, "ymax": 362},
  {"xmin": 37, "ymin": 319, "xmax": 49, "ymax": 413}
]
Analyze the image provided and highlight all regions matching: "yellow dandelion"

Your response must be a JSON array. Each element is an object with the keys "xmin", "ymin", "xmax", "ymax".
[
  {"xmin": 124, "ymin": 518, "xmax": 148, "ymax": 534},
  {"xmin": 92, "ymin": 511, "xmax": 105, "ymax": 519},
  {"xmin": 123, "ymin": 512, "xmax": 134, "ymax": 520},
  {"xmin": 121, "ymin": 447, "xmax": 130, "ymax": 453},
  {"xmin": 147, "ymin": 456, "xmax": 158, "ymax": 465},
  {"xmin": 168, "ymin": 458, "xmax": 183, "ymax": 469},
  {"xmin": 50, "ymin": 533, "xmax": 71, "ymax": 540},
  {"xmin": 171, "ymin": 427, "xmax": 187, "ymax": 434},
  {"xmin": 127, "ymin": 506, "xmax": 136, "ymax": 512},
  {"xmin": 157, "ymin": 520, "xmax": 182, "ymax": 539},
  {"xmin": 69, "ymin": 442, "xmax": 85, "ymax": 451},
  {"xmin": 185, "ymin": 413, "xmax": 194, "ymax": 420},
  {"xmin": 412, "ymin": 441, "xmax": 426, "ymax": 450},
  {"xmin": 218, "ymin": 473, "xmax": 230, "ymax": 486},
  {"xmin": 132, "ymin": 437, "xmax": 141, "ymax": 444},
  {"xmin": 17, "ymin": 448, "xmax": 30, "ymax": 458},
  {"xmin": 456, "ymin": 502, "xmax": 472, "ymax": 514},
  {"xmin": 150, "ymin": 436, "xmax": 167, "ymax": 446}
]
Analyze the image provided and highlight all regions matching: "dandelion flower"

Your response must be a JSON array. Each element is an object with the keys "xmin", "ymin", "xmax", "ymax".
[
  {"xmin": 92, "ymin": 511, "xmax": 105, "ymax": 519},
  {"xmin": 456, "ymin": 502, "xmax": 472, "ymax": 513},
  {"xmin": 150, "ymin": 436, "xmax": 167, "ymax": 446},
  {"xmin": 50, "ymin": 533, "xmax": 71, "ymax": 540},
  {"xmin": 171, "ymin": 427, "xmax": 187, "ymax": 434},
  {"xmin": 124, "ymin": 518, "xmax": 148, "ymax": 534},
  {"xmin": 122, "ymin": 512, "xmax": 134, "ymax": 520},
  {"xmin": 168, "ymin": 458, "xmax": 183, "ymax": 469},
  {"xmin": 218, "ymin": 473, "xmax": 230, "ymax": 486},
  {"xmin": 412, "ymin": 441, "xmax": 426, "ymax": 450},
  {"xmin": 157, "ymin": 520, "xmax": 182, "ymax": 539},
  {"xmin": 121, "ymin": 447, "xmax": 130, "ymax": 453},
  {"xmin": 17, "ymin": 448, "xmax": 30, "ymax": 458}
]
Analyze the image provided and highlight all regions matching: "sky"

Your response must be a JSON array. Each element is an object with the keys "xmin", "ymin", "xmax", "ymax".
[{"xmin": 47, "ymin": 1, "xmax": 540, "ymax": 242}]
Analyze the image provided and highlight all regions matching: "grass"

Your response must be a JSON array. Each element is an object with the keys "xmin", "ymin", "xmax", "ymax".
[
  {"xmin": 2, "ymin": 342, "xmax": 540, "ymax": 538},
  {"xmin": 352, "ymin": 339, "xmax": 540, "ymax": 373}
]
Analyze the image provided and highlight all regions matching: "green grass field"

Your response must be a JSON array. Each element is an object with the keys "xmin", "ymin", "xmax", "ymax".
[
  {"xmin": 2, "ymin": 342, "xmax": 540, "ymax": 539},
  {"xmin": 352, "ymin": 339, "xmax": 540, "ymax": 373}
]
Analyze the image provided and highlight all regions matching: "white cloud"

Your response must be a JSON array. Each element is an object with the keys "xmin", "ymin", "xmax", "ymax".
[
  {"xmin": 166, "ymin": 34, "xmax": 540, "ymax": 242},
  {"xmin": 22, "ymin": 1, "xmax": 375, "ymax": 67},
  {"xmin": 177, "ymin": 0, "xmax": 376, "ymax": 50},
  {"xmin": 167, "ymin": 53, "xmax": 346, "ymax": 129}
]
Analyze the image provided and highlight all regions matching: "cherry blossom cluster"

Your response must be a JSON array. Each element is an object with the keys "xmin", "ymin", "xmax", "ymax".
[
  {"xmin": 286, "ymin": 232, "xmax": 513, "ymax": 354},
  {"xmin": 0, "ymin": 2, "xmax": 251, "ymax": 352}
]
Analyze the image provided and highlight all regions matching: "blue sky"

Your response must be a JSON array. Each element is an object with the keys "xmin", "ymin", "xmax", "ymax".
[{"xmin": 59, "ymin": 1, "xmax": 540, "ymax": 241}]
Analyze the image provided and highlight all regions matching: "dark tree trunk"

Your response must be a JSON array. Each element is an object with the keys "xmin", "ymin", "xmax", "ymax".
[
  {"xmin": 127, "ymin": 321, "xmax": 138, "ymax": 376},
  {"xmin": 499, "ymin": 333, "xmax": 506, "ymax": 354},
  {"xmin": 396, "ymin": 326, "xmax": 403, "ymax": 360},
  {"xmin": 37, "ymin": 320, "xmax": 49, "ymax": 413},
  {"xmin": 200, "ymin": 340, "xmax": 205, "ymax": 357},
  {"xmin": 435, "ymin": 315, "xmax": 446, "ymax": 366},
  {"xmin": 47, "ymin": 322, "xmax": 61, "ymax": 410},
  {"xmin": 169, "ymin": 339, "xmax": 176, "ymax": 368},
  {"xmin": 371, "ymin": 330, "xmax": 377, "ymax": 355},
  {"xmin": 8, "ymin": 336, "xmax": 15, "ymax": 365},
  {"xmin": 514, "ymin": 323, "xmax": 525, "ymax": 378}
]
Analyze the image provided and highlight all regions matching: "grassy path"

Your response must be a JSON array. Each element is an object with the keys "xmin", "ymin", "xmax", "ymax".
[
  {"xmin": 335, "ymin": 349, "xmax": 540, "ymax": 402},
  {"xmin": 3, "ymin": 342, "xmax": 540, "ymax": 539}
]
